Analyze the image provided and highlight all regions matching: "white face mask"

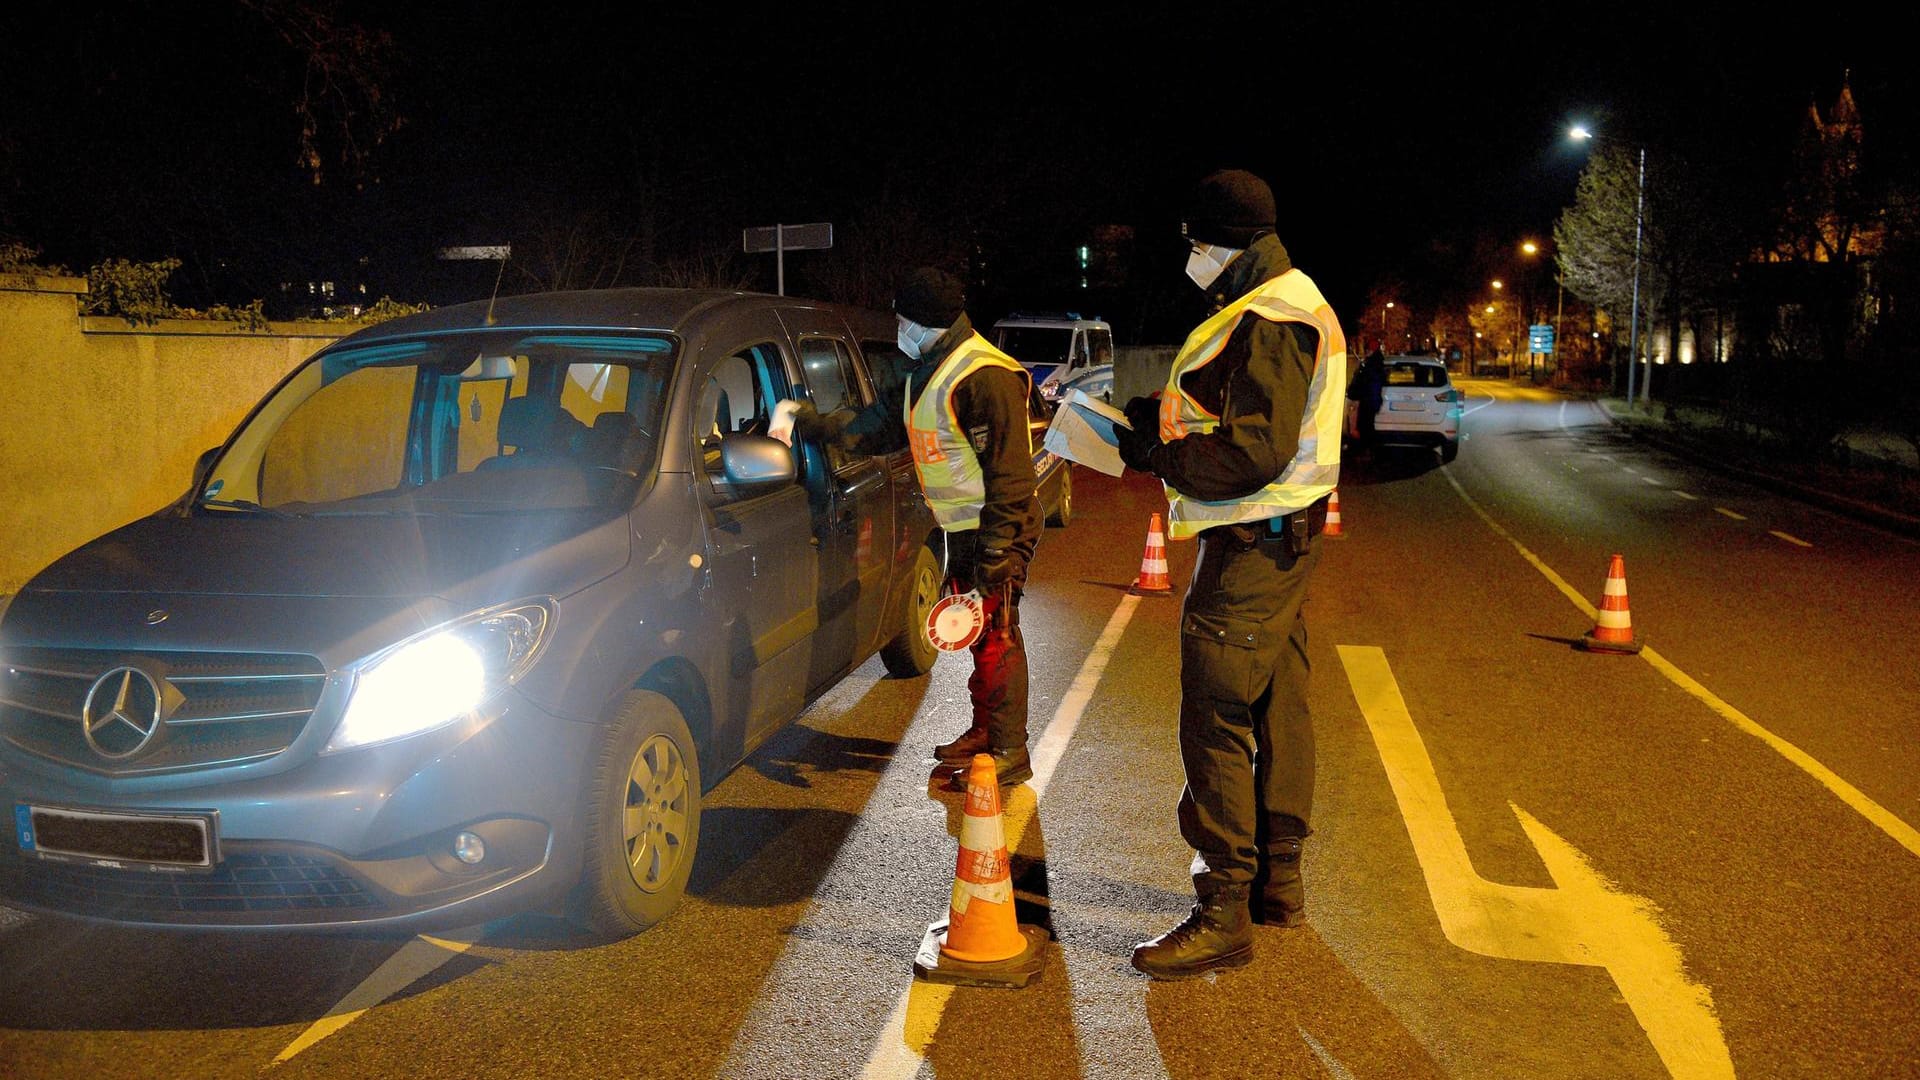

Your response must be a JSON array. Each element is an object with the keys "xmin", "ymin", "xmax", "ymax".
[
  {"xmin": 897, "ymin": 317, "xmax": 943, "ymax": 360},
  {"xmin": 1185, "ymin": 242, "xmax": 1240, "ymax": 290}
]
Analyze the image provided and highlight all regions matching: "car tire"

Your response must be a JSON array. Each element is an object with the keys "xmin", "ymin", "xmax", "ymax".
[
  {"xmin": 568, "ymin": 689, "xmax": 701, "ymax": 940},
  {"xmin": 1440, "ymin": 437, "xmax": 1459, "ymax": 463},
  {"xmin": 880, "ymin": 543, "xmax": 941, "ymax": 678},
  {"xmin": 1046, "ymin": 465, "xmax": 1074, "ymax": 528}
]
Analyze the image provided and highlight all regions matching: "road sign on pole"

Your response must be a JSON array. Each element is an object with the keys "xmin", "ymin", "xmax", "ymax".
[
  {"xmin": 1528, "ymin": 323, "xmax": 1556, "ymax": 355},
  {"xmin": 743, "ymin": 223, "xmax": 833, "ymax": 296}
]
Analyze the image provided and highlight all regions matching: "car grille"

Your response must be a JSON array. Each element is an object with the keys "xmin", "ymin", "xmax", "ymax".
[
  {"xmin": 0, "ymin": 647, "xmax": 328, "ymax": 774},
  {"xmin": 0, "ymin": 849, "xmax": 381, "ymax": 921}
]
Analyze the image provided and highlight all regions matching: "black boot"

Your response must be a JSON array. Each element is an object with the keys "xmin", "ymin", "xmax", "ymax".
[
  {"xmin": 1130, "ymin": 885, "xmax": 1253, "ymax": 979},
  {"xmin": 1251, "ymin": 838, "xmax": 1305, "ymax": 927},
  {"xmin": 933, "ymin": 725, "xmax": 991, "ymax": 765},
  {"xmin": 943, "ymin": 744, "xmax": 1032, "ymax": 791}
]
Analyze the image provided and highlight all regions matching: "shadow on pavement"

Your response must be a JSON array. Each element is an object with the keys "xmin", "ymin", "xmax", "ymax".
[
  {"xmin": 1144, "ymin": 925, "xmax": 1448, "ymax": 1078},
  {"xmin": 0, "ymin": 915, "xmax": 471, "ymax": 1030}
]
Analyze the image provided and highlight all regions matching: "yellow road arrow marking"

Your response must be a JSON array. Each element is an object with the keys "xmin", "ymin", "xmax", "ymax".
[
  {"xmin": 269, "ymin": 927, "xmax": 481, "ymax": 1066},
  {"xmin": 1339, "ymin": 645, "xmax": 1733, "ymax": 1080}
]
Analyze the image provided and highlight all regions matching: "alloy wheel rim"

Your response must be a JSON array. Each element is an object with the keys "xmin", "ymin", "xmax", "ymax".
[{"xmin": 623, "ymin": 732, "xmax": 690, "ymax": 892}]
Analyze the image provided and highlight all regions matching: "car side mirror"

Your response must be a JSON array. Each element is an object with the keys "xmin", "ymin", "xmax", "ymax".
[{"xmin": 720, "ymin": 433, "xmax": 797, "ymax": 486}]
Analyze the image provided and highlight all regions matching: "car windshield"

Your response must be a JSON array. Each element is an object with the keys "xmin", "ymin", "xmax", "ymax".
[
  {"xmin": 995, "ymin": 326, "xmax": 1074, "ymax": 367},
  {"xmin": 199, "ymin": 331, "xmax": 674, "ymax": 517}
]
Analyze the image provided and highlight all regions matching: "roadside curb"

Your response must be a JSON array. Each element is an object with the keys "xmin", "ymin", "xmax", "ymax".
[{"xmin": 1592, "ymin": 404, "xmax": 1920, "ymax": 542}]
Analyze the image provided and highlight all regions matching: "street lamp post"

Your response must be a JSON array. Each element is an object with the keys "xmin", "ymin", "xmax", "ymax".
[
  {"xmin": 1571, "ymin": 125, "xmax": 1647, "ymax": 408},
  {"xmin": 1383, "ymin": 301, "xmax": 1394, "ymax": 348}
]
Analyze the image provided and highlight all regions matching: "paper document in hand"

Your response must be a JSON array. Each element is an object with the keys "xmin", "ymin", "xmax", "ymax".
[{"xmin": 1043, "ymin": 388, "xmax": 1133, "ymax": 476}]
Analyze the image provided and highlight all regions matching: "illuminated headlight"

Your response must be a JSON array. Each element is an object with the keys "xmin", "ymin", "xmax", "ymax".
[
  {"xmin": 1041, "ymin": 382, "xmax": 1064, "ymax": 400},
  {"xmin": 326, "ymin": 601, "xmax": 553, "ymax": 752}
]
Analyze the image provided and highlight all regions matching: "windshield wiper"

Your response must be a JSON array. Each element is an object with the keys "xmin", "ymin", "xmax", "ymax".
[{"xmin": 198, "ymin": 498, "xmax": 299, "ymax": 519}]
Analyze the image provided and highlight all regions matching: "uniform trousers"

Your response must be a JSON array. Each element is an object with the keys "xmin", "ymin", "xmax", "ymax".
[
  {"xmin": 1175, "ymin": 524, "xmax": 1321, "ymax": 895},
  {"xmin": 943, "ymin": 529, "xmax": 1030, "ymax": 751}
]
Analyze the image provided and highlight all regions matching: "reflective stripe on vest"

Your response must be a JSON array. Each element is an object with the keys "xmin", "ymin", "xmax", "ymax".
[
  {"xmin": 905, "ymin": 334, "xmax": 1032, "ymax": 532},
  {"xmin": 1158, "ymin": 269, "xmax": 1347, "ymax": 541}
]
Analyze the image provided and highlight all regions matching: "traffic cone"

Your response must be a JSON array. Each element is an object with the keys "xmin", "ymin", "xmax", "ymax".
[
  {"xmin": 1579, "ymin": 553, "xmax": 1642, "ymax": 654},
  {"xmin": 1129, "ymin": 513, "xmax": 1172, "ymax": 595},
  {"xmin": 912, "ymin": 754, "xmax": 1048, "ymax": 988},
  {"xmin": 1322, "ymin": 489, "xmax": 1346, "ymax": 539}
]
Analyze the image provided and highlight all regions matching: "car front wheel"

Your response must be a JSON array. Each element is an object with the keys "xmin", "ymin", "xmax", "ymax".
[
  {"xmin": 1046, "ymin": 465, "xmax": 1074, "ymax": 527},
  {"xmin": 569, "ymin": 689, "xmax": 701, "ymax": 939},
  {"xmin": 880, "ymin": 542, "xmax": 941, "ymax": 677}
]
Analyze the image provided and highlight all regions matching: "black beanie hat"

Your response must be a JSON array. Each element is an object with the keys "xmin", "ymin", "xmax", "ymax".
[
  {"xmin": 1182, "ymin": 169, "xmax": 1276, "ymax": 248},
  {"xmin": 893, "ymin": 266, "xmax": 966, "ymax": 328}
]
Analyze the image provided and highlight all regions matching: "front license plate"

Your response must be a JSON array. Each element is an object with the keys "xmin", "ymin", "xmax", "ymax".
[
  {"xmin": 16, "ymin": 804, "xmax": 215, "ymax": 871},
  {"xmin": 1388, "ymin": 402, "xmax": 1426, "ymax": 411}
]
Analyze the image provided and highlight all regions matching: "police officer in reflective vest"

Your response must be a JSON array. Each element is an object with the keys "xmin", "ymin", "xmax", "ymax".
[
  {"xmin": 788, "ymin": 267, "xmax": 1042, "ymax": 791},
  {"xmin": 1115, "ymin": 170, "xmax": 1347, "ymax": 979}
]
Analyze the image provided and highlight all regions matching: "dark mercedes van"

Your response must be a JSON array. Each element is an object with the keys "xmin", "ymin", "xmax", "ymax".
[{"xmin": 0, "ymin": 288, "xmax": 945, "ymax": 938}]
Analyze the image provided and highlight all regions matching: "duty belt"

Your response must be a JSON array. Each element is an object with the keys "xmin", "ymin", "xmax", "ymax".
[{"xmin": 1200, "ymin": 494, "xmax": 1330, "ymax": 550}]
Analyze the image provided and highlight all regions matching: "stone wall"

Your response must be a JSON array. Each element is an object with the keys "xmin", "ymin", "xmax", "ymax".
[{"xmin": 0, "ymin": 275, "xmax": 342, "ymax": 592}]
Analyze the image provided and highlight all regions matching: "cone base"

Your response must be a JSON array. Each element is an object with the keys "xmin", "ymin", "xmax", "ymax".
[
  {"xmin": 913, "ymin": 920, "xmax": 1048, "ymax": 988},
  {"xmin": 1128, "ymin": 583, "xmax": 1173, "ymax": 596},
  {"xmin": 1579, "ymin": 632, "xmax": 1642, "ymax": 655},
  {"xmin": 1320, "ymin": 532, "xmax": 1347, "ymax": 540}
]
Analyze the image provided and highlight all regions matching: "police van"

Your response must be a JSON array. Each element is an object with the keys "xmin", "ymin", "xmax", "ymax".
[{"xmin": 990, "ymin": 313, "xmax": 1115, "ymax": 403}]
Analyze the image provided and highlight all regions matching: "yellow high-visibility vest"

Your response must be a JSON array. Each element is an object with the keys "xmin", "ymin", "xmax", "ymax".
[
  {"xmin": 905, "ymin": 333, "xmax": 1033, "ymax": 532},
  {"xmin": 1157, "ymin": 269, "xmax": 1347, "ymax": 540}
]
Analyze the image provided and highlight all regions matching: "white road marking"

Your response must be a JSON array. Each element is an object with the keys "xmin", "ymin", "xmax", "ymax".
[
  {"xmin": 858, "ymin": 593, "xmax": 1143, "ymax": 1080},
  {"xmin": 1673, "ymin": 491, "xmax": 1700, "ymax": 501},
  {"xmin": 269, "ymin": 928, "xmax": 482, "ymax": 1065},
  {"xmin": 1299, "ymin": 1025, "xmax": 1358, "ymax": 1079},
  {"xmin": 1442, "ymin": 469, "xmax": 1920, "ymax": 860},
  {"xmin": 1713, "ymin": 507, "xmax": 1746, "ymax": 521},
  {"xmin": 1770, "ymin": 530, "xmax": 1813, "ymax": 548},
  {"xmin": 1641, "ymin": 475, "xmax": 1664, "ymax": 486},
  {"xmin": 1338, "ymin": 646, "xmax": 1734, "ymax": 1079}
]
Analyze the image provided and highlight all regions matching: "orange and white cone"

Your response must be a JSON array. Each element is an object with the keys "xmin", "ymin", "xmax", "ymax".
[
  {"xmin": 1129, "ymin": 513, "xmax": 1172, "ymax": 595},
  {"xmin": 1580, "ymin": 553, "xmax": 1642, "ymax": 654},
  {"xmin": 912, "ymin": 753, "xmax": 1048, "ymax": 987},
  {"xmin": 1322, "ymin": 489, "xmax": 1346, "ymax": 539}
]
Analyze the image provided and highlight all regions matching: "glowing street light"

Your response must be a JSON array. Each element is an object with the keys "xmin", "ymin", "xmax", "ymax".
[{"xmin": 1571, "ymin": 123, "xmax": 1647, "ymax": 407}]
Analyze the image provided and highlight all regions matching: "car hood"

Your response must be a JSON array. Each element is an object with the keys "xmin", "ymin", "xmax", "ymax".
[{"xmin": 2, "ymin": 511, "xmax": 631, "ymax": 662}]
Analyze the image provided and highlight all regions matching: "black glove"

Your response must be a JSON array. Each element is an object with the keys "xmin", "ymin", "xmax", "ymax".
[
  {"xmin": 1117, "ymin": 396, "xmax": 1164, "ymax": 474},
  {"xmin": 1122, "ymin": 394, "xmax": 1161, "ymax": 434},
  {"xmin": 786, "ymin": 399, "xmax": 825, "ymax": 439},
  {"xmin": 972, "ymin": 546, "xmax": 1022, "ymax": 593}
]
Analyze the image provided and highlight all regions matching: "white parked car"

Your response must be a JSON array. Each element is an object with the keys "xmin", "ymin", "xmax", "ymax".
[{"xmin": 1349, "ymin": 355, "xmax": 1463, "ymax": 462}]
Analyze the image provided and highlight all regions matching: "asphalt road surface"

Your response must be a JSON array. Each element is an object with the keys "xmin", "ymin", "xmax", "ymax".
[{"xmin": 4, "ymin": 376, "xmax": 1917, "ymax": 1079}]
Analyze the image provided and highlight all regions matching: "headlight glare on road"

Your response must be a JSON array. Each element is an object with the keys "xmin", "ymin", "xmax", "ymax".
[{"xmin": 326, "ymin": 601, "xmax": 553, "ymax": 753}]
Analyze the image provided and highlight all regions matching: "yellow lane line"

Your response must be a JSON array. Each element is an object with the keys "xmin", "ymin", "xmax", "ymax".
[
  {"xmin": 1713, "ymin": 507, "xmax": 1746, "ymax": 521},
  {"xmin": 859, "ymin": 593, "xmax": 1142, "ymax": 1079},
  {"xmin": 269, "ymin": 928, "xmax": 481, "ymax": 1065},
  {"xmin": 1441, "ymin": 469, "xmax": 1920, "ymax": 859},
  {"xmin": 1673, "ymin": 491, "xmax": 1700, "ymax": 501},
  {"xmin": 1770, "ymin": 530, "xmax": 1813, "ymax": 548},
  {"xmin": 1338, "ymin": 646, "xmax": 1733, "ymax": 1079},
  {"xmin": 1637, "ymin": 647, "xmax": 1916, "ymax": 853}
]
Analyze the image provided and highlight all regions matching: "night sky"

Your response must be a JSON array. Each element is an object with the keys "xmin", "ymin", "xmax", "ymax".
[{"xmin": 2, "ymin": 2, "xmax": 1911, "ymax": 339}]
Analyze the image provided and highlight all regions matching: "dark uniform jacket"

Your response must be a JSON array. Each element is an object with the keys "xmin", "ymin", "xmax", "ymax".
[
  {"xmin": 1139, "ymin": 234, "xmax": 1321, "ymax": 505},
  {"xmin": 801, "ymin": 314, "xmax": 1042, "ymax": 563}
]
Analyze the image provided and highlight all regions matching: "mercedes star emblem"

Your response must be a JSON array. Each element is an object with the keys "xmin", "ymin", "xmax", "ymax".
[{"xmin": 81, "ymin": 666, "xmax": 165, "ymax": 760}]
